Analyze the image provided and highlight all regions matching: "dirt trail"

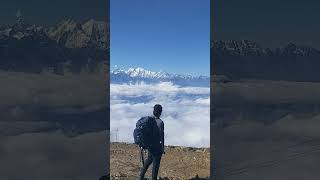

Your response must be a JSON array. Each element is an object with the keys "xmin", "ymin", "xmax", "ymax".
[{"xmin": 110, "ymin": 142, "xmax": 210, "ymax": 180}]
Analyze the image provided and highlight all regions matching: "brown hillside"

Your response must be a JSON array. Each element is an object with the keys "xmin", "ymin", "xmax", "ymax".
[{"xmin": 110, "ymin": 142, "xmax": 210, "ymax": 180}]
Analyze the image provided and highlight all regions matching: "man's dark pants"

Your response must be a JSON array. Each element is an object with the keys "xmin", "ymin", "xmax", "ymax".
[{"xmin": 139, "ymin": 149, "xmax": 162, "ymax": 180}]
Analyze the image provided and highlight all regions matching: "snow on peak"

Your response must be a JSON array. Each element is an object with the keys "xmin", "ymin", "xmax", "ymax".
[
  {"xmin": 125, "ymin": 67, "xmax": 163, "ymax": 78},
  {"xmin": 111, "ymin": 66, "xmax": 208, "ymax": 80},
  {"xmin": 110, "ymin": 66, "xmax": 209, "ymax": 87}
]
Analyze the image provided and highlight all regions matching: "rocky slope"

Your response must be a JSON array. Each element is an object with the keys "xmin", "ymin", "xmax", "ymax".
[{"xmin": 110, "ymin": 142, "xmax": 210, "ymax": 180}]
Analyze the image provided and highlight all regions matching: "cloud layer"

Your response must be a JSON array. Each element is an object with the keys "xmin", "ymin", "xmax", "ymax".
[
  {"xmin": 0, "ymin": 131, "xmax": 108, "ymax": 180},
  {"xmin": 110, "ymin": 82, "xmax": 210, "ymax": 147},
  {"xmin": 0, "ymin": 71, "xmax": 109, "ymax": 135}
]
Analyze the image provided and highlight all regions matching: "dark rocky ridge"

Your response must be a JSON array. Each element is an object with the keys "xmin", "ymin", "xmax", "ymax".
[
  {"xmin": 212, "ymin": 40, "xmax": 320, "ymax": 82},
  {"xmin": 0, "ymin": 18, "xmax": 108, "ymax": 74}
]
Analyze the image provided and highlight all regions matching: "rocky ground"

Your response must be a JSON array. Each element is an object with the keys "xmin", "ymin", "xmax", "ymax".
[{"xmin": 110, "ymin": 142, "xmax": 210, "ymax": 180}]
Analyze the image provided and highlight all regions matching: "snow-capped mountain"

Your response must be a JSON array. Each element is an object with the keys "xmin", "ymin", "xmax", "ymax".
[
  {"xmin": 113, "ymin": 67, "xmax": 170, "ymax": 78},
  {"xmin": 111, "ymin": 66, "xmax": 210, "ymax": 87}
]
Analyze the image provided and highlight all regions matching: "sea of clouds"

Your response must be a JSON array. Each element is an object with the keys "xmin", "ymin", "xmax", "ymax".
[
  {"xmin": 110, "ymin": 82, "xmax": 210, "ymax": 148},
  {"xmin": 0, "ymin": 71, "xmax": 108, "ymax": 179}
]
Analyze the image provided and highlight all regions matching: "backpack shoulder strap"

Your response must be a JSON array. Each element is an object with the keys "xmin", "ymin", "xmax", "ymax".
[{"xmin": 140, "ymin": 148, "xmax": 145, "ymax": 166}]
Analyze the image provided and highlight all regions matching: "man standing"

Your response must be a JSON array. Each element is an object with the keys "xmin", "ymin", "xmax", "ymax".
[{"xmin": 139, "ymin": 104, "xmax": 165, "ymax": 180}]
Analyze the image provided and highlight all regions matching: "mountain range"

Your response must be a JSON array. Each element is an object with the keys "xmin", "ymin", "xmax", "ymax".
[
  {"xmin": 111, "ymin": 66, "xmax": 210, "ymax": 87},
  {"xmin": 213, "ymin": 40, "xmax": 320, "ymax": 57},
  {"xmin": 212, "ymin": 40, "xmax": 320, "ymax": 82},
  {"xmin": 2, "ymin": 16, "xmax": 320, "ymax": 83},
  {"xmin": 0, "ymin": 17, "xmax": 108, "ymax": 74}
]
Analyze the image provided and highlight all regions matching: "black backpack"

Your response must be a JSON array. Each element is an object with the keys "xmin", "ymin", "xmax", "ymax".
[{"xmin": 133, "ymin": 116, "xmax": 159, "ymax": 150}]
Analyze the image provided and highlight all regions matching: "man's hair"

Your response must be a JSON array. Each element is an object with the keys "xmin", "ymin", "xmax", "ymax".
[{"xmin": 153, "ymin": 104, "xmax": 162, "ymax": 117}]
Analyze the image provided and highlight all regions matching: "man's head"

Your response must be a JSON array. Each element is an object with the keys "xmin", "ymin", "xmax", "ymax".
[{"xmin": 153, "ymin": 104, "xmax": 162, "ymax": 118}]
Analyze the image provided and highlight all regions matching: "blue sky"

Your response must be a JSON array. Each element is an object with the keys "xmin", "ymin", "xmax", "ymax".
[{"xmin": 111, "ymin": 0, "xmax": 210, "ymax": 76}]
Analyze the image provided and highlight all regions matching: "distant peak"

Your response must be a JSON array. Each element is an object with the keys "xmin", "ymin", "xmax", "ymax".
[
  {"xmin": 16, "ymin": 9, "xmax": 22, "ymax": 18},
  {"xmin": 127, "ymin": 67, "xmax": 146, "ymax": 72}
]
